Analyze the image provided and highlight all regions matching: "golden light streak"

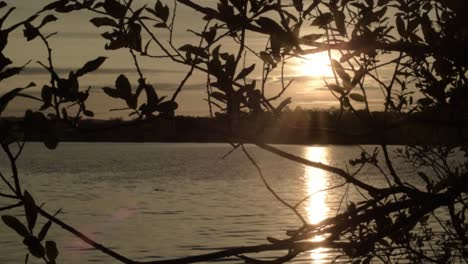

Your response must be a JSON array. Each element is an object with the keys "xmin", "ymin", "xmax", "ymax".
[{"xmin": 303, "ymin": 146, "xmax": 330, "ymax": 263}]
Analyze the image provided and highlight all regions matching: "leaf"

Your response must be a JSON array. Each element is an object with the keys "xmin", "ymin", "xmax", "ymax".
[
  {"xmin": 41, "ymin": 0, "xmax": 68, "ymax": 11},
  {"xmin": 39, "ymin": 15, "xmax": 57, "ymax": 28},
  {"xmin": 331, "ymin": 59, "xmax": 350, "ymax": 82},
  {"xmin": 235, "ymin": 64, "xmax": 255, "ymax": 81},
  {"xmin": 23, "ymin": 191, "xmax": 38, "ymax": 232},
  {"xmin": 157, "ymin": 101, "xmax": 178, "ymax": 113},
  {"xmin": 418, "ymin": 172, "xmax": 431, "ymax": 185},
  {"xmin": 352, "ymin": 68, "xmax": 365, "ymax": 86},
  {"xmin": 154, "ymin": 0, "xmax": 169, "ymax": 22},
  {"xmin": 115, "ymin": 74, "xmax": 132, "ymax": 99},
  {"xmin": 0, "ymin": 1, "xmax": 6, "ymax": 9},
  {"xmin": 210, "ymin": 92, "xmax": 227, "ymax": 102},
  {"xmin": 396, "ymin": 16, "xmax": 405, "ymax": 37},
  {"xmin": 259, "ymin": 52, "xmax": 276, "ymax": 66},
  {"xmin": 83, "ymin": 110, "xmax": 94, "ymax": 117},
  {"xmin": 328, "ymin": 84, "xmax": 344, "ymax": 94},
  {"xmin": 23, "ymin": 236, "xmax": 45, "ymax": 258},
  {"xmin": 303, "ymin": 0, "xmax": 320, "ymax": 17},
  {"xmin": 179, "ymin": 44, "xmax": 208, "ymax": 58},
  {"xmin": 299, "ymin": 34, "xmax": 322, "ymax": 45},
  {"xmin": 333, "ymin": 10, "xmax": 346, "ymax": 36},
  {"xmin": 2, "ymin": 215, "xmax": 30, "ymax": 237},
  {"xmin": 38, "ymin": 221, "xmax": 52, "ymax": 241},
  {"xmin": 90, "ymin": 17, "xmax": 118, "ymax": 28},
  {"xmin": 43, "ymin": 129, "xmax": 58, "ymax": 150},
  {"xmin": 102, "ymin": 87, "xmax": 120, "ymax": 98},
  {"xmin": 276, "ymin": 97, "xmax": 292, "ymax": 112},
  {"xmin": 127, "ymin": 23, "xmax": 142, "ymax": 52},
  {"xmin": 349, "ymin": 93, "xmax": 365, "ymax": 102},
  {"xmin": 339, "ymin": 53, "xmax": 354, "ymax": 63},
  {"xmin": 45, "ymin": 241, "xmax": 58, "ymax": 261},
  {"xmin": 40, "ymin": 86, "xmax": 53, "ymax": 110},
  {"xmin": 143, "ymin": 83, "xmax": 158, "ymax": 108},
  {"xmin": 0, "ymin": 65, "xmax": 26, "ymax": 82},
  {"xmin": 23, "ymin": 23, "xmax": 39, "ymax": 41},
  {"xmin": 256, "ymin": 17, "xmax": 284, "ymax": 33},
  {"xmin": 76, "ymin": 57, "xmax": 107, "ymax": 77},
  {"xmin": 103, "ymin": 0, "xmax": 126, "ymax": 19},
  {"xmin": 311, "ymin": 13, "xmax": 333, "ymax": 27},
  {"xmin": 0, "ymin": 88, "xmax": 24, "ymax": 116},
  {"xmin": 292, "ymin": 0, "xmax": 303, "ymax": 12}
]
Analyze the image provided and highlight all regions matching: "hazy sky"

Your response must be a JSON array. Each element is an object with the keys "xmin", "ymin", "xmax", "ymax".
[{"xmin": 3, "ymin": 0, "xmax": 389, "ymax": 118}]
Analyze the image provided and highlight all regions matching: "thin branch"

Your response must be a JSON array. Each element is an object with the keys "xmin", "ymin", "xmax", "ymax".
[{"xmin": 241, "ymin": 144, "xmax": 308, "ymax": 225}]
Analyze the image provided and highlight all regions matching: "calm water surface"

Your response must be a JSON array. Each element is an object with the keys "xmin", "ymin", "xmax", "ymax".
[{"xmin": 0, "ymin": 143, "xmax": 436, "ymax": 263}]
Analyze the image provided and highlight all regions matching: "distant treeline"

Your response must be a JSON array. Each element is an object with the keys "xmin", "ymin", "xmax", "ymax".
[{"xmin": 3, "ymin": 108, "xmax": 467, "ymax": 145}]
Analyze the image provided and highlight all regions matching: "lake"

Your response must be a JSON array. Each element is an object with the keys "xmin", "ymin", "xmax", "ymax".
[{"xmin": 0, "ymin": 143, "xmax": 444, "ymax": 263}]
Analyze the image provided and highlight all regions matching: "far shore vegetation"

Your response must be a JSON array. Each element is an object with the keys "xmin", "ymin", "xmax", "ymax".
[{"xmin": 3, "ymin": 107, "xmax": 466, "ymax": 144}]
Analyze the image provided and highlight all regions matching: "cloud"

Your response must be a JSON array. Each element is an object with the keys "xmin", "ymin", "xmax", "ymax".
[{"xmin": 21, "ymin": 67, "xmax": 186, "ymax": 75}]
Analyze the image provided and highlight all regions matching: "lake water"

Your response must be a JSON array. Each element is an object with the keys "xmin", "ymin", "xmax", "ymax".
[{"xmin": 0, "ymin": 143, "xmax": 446, "ymax": 263}]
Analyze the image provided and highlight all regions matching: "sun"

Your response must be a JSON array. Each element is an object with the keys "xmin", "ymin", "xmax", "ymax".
[{"xmin": 295, "ymin": 52, "xmax": 334, "ymax": 78}]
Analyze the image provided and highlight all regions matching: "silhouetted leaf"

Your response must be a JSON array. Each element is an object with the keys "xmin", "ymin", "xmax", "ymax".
[
  {"xmin": 128, "ymin": 23, "xmax": 142, "ymax": 51},
  {"xmin": 179, "ymin": 45, "xmax": 207, "ymax": 58},
  {"xmin": 83, "ymin": 110, "xmax": 94, "ymax": 117},
  {"xmin": 256, "ymin": 17, "xmax": 284, "ymax": 33},
  {"xmin": 421, "ymin": 14, "xmax": 436, "ymax": 43},
  {"xmin": 126, "ymin": 96, "xmax": 137, "ymax": 109},
  {"xmin": 270, "ymin": 34, "xmax": 282, "ymax": 59},
  {"xmin": 340, "ymin": 53, "xmax": 354, "ymax": 63},
  {"xmin": 235, "ymin": 64, "xmax": 255, "ymax": 81},
  {"xmin": 142, "ymin": 83, "xmax": 158, "ymax": 109},
  {"xmin": 303, "ymin": 0, "xmax": 320, "ymax": 17},
  {"xmin": 293, "ymin": 0, "xmax": 303, "ymax": 12},
  {"xmin": 0, "ymin": 65, "xmax": 26, "ymax": 82},
  {"xmin": 328, "ymin": 84, "xmax": 344, "ymax": 94},
  {"xmin": 2, "ymin": 215, "xmax": 30, "ymax": 238},
  {"xmin": 102, "ymin": 87, "xmax": 120, "ymax": 98},
  {"xmin": 154, "ymin": 22, "xmax": 166, "ymax": 28},
  {"xmin": 39, "ymin": 15, "xmax": 57, "ymax": 28},
  {"xmin": 23, "ymin": 23, "xmax": 39, "ymax": 41},
  {"xmin": 76, "ymin": 57, "xmax": 107, "ymax": 77},
  {"xmin": 157, "ymin": 101, "xmax": 178, "ymax": 113},
  {"xmin": 333, "ymin": 10, "xmax": 346, "ymax": 36},
  {"xmin": 23, "ymin": 236, "xmax": 45, "ymax": 258},
  {"xmin": 203, "ymin": 27, "xmax": 217, "ymax": 43},
  {"xmin": 352, "ymin": 68, "xmax": 365, "ymax": 86},
  {"xmin": 349, "ymin": 93, "xmax": 365, "ymax": 102},
  {"xmin": 115, "ymin": 74, "xmax": 132, "ymax": 99},
  {"xmin": 103, "ymin": 0, "xmax": 126, "ymax": 19},
  {"xmin": 38, "ymin": 221, "xmax": 52, "ymax": 241},
  {"xmin": 154, "ymin": 0, "xmax": 169, "ymax": 22},
  {"xmin": 44, "ymin": 131, "xmax": 58, "ymax": 149},
  {"xmin": 23, "ymin": 191, "xmax": 38, "ymax": 232},
  {"xmin": 259, "ymin": 52, "xmax": 276, "ymax": 66},
  {"xmin": 45, "ymin": 241, "xmax": 58, "ymax": 261},
  {"xmin": 331, "ymin": 59, "xmax": 350, "ymax": 82},
  {"xmin": 311, "ymin": 13, "xmax": 333, "ymax": 27},
  {"xmin": 276, "ymin": 97, "xmax": 292, "ymax": 112},
  {"xmin": 0, "ymin": 2, "xmax": 6, "ymax": 9},
  {"xmin": 300, "ymin": 34, "xmax": 322, "ymax": 45},
  {"xmin": 90, "ymin": 17, "xmax": 118, "ymax": 28},
  {"xmin": 210, "ymin": 92, "xmax": 227, "ymax": 102},
  {"xmin": 41, "ymin": 0, "xmax": 68, "ymax": 11},
  {"xmin": 40, "ymin": 86, "xmax": 53, "ymax": 110},
  {"xmin": 396, "ymin": 16, "xmax": 405, "ymax": 37},
  {"xmin": 0, "ymin": 88, "xmax": 24, "ymax": 116}
]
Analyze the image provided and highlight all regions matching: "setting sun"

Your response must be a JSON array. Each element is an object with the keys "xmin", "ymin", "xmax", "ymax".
[{"xmin": 295, "ymin": 52, "xmax": 334, "ymax": 77}]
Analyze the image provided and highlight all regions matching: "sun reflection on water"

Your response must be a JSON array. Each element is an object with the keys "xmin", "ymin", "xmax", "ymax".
[{"xmin": 303, "ymin": 147, "xmax": 329, "ymax": 263}]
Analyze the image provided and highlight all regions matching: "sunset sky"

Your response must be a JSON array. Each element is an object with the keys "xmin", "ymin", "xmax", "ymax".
[{"xmin": 3, "ymin": 0, "xmax": 390, "ymax": 118}]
